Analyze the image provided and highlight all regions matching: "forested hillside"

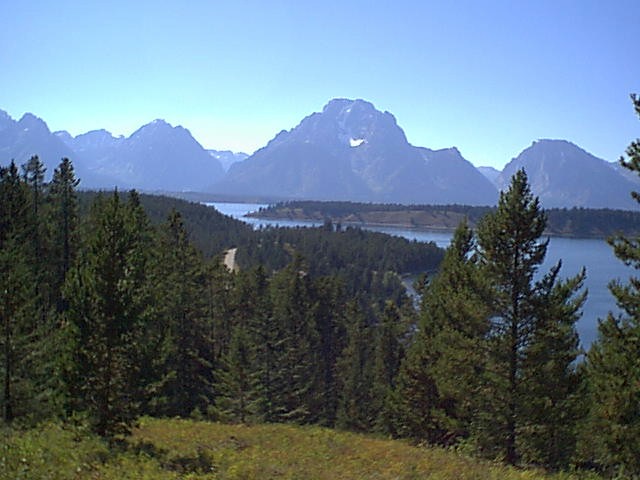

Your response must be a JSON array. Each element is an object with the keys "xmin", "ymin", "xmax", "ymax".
[
  {"xmin": 76, "ymin": 191, "xmax": 442, "ymax": 304},
  {"xmin": 0, "ymin": 155, "xmax": 441, "ymax": 435},
  {"xmin": 78, "ymin": 191, "xmax": 254, "ymax": 258}
]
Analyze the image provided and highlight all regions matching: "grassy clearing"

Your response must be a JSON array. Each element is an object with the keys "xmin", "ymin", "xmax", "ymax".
[{"xmin": 1, "ymin": 418, "xmax": 599, "ymax": 479}]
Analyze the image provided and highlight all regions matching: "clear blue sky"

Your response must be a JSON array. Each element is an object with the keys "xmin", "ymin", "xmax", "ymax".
[{"xmin": 1, "ymin": 0, "xmax": 638, "ymax": 168}]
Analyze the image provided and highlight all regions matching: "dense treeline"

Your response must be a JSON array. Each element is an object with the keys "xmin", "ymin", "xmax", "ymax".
[
  {"xmin": 77, "ymin": 191, "xmax": 254, "ymax": 258},
  {"xmin": 76, "ymin": 191, "xmax": 443, "ymax": 306},
  {"xmin": 255, "ymin": 199, "xmax": 640, "ymax": 238},
  {"xmin": 236, "ymin": 223, "xmax": 443, "ymax": 305},
  {"xmin": 2, "ymin": 96, "xmax": 640, "ymax": 479},
  {"xmin": 0, "ymin": 156, "xmax": 433, "ymax": 437},
  {"xmin": 256, "ymin": 200, "xmax": 495, "ymax": 218}
]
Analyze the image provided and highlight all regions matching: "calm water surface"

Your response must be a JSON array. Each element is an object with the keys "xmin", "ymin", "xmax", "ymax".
[{"xmin": 207, "ymin": 202, "xmax": 634, "ymax": 347}]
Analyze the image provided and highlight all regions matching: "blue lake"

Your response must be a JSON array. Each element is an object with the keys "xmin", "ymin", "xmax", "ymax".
[{"xmin": 206, "ymin": 202, "xmax": 634, "ymax": 348}]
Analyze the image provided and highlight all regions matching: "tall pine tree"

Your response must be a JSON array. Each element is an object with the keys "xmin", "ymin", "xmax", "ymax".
[
  {"xmin": 236, "ymin": 266, "xmax": 278, "ymax": 422},
  {"xmin": 267, "ymin": 256, "xmax": 321, "ymax": 424},
  {"xmin": 48, "ymin": 158, "xmax": 79, "ymax": 313},
  {"xmin": 336, "ymin": 299, "xmax": 374, "ymax": 431},
  {"xmin": 520, "ymin": 262, "xmax": 585, "ymax": 468},
  {"xmin": 393, "ymin": 220, "xmax": 490, "ymax": 444},
  {"xmin": 22, "ymin": 156, "xmax": 48, "ymax": 297},
  {"xmin": 371, "ymin": 300, "xmax": 404, "ymax": 434},
  {"xmin": 310, "ymin": 275, "xmax": 347, "ymax": 427},
  {"xmin": 214, "ymin": 324, "xmax": 260, "ymax": 423},
  {"xmin": 149, "ymin": 209, "xmax": 215, "ymax": 417},
  {"xmin": 476, "ymin": 169, "xmax": 585, "ymax": 465},
  {"xmin": 0, "ymin": 162, "xmax": 35, "ymax": 423},
  {"xmin": 63, "ymin": 191, "xmax": 152, "ymax": 437}
]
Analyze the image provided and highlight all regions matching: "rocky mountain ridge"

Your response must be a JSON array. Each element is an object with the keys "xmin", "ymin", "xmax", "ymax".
[
  {"xmin": 0, "ymin": 111, "xmax": 115, "ymax": 187},
  {"xmin": 54, "ymin": 119, "xmax": 225, "ymax": 191},
  {"xmin": 1, "ymin": 109, "xmax": 228, "ymax": 190},
  {"xmin": 214, "ymin": 99, "xmax": 499, "ymax": 205},
  {"xmin": 497, "ymin": 139, "xmax": 636, "ymax": 210},
  {"xmin": 1, "ymin": 102, "xmax": 637, "ymax": 209}
]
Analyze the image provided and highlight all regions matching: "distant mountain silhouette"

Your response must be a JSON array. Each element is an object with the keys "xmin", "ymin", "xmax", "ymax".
[
  {"xmin": 213, "ymin": 99, "xmax": 498, "ymax": 205},
  {"xmin": 59, "ymin": 120, "xmax": 225, "ymax": 191},
  {"xmin": 4, "ymin": 106, "xmax": 638, "ymax": 210},
  {"xmin": 498, "ymin": 139, "xmax": 637, "ymax": 209},
  {"xmin": 0, "ymin": 109, "xmax": 228, "ymax": 191},
  {"xmin": 0, "ymin": 110, "xmax": 115, "ymax": 187}
]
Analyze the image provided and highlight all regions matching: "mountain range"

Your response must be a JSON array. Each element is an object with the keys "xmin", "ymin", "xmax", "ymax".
[
  {"xmin": 0, "ymin": 110, "xmax": 226, "ymax": 191},
  {"xmin": 55, "ymin": 120, "xmax": 226, "ymax": 191},
  {"xmin": 214, "ymin": 99, "xmax": 498, "ymax": 205},
  {"xmin": 0, "ymin": 100, "xmax": 637, "ymax": 209},
  {"xmin": 0, "ymin": 110, "xmax": 116, "ymax": 188}
]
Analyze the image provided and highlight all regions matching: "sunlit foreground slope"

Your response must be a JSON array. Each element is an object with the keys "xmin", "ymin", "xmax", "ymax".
[{"xmin": 2, "ymin": 418, "xmax": 597, "ymax": 479}]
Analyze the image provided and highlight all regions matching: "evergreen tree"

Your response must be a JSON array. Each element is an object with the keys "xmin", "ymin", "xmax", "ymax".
[
  {"xmin": 393, "ymin": 220, "xmax": 490, "ymax": 444},
  {"xmin": 520, "ymin": 262, "xmax": 585, "ymax": 468},
  {"xmin": 371, "ymin": 300, "xmax": 404, "ymax": 433},
  {"xmin": 63, "ymin": 191, "xmax": 152, "ymax": 437},
  {"xmin": 237, "ymin": 266, "xmax": 279, "ymax": 422},
  {"xmin": 427, "ymin": 223, "xmax": 492, "ymax": 446},
  {"xmin": 584, "ymin": 94, "xmax": 640, "ymax": 476},
  {"xmin": 22, "ymin": 156, "xmax": 47, "ymax": 276},
  {"xmin": 48, "ymin": 158, "xmax": 79, "ymax": 312},
  {"xmin": 214, "ymin": 324, "xmax": 260, "ymax": 423},
  {"xmin": 149, "ymin": 209, "xmax": 214, "ymax": 417},
  {"xmin": 0, "ymin": 238, "xmax": 34, "ymax": 423},
  {"xmin": 336, "ymin": 300, "xmax": 374, "ymax": 431},
  {"xmin": 123, "ymin": 190, "xmax": 157, "ymax": 413},
  {"xmin": 29, "ymin": 158, "xmax": 79, "ymax": 421},
  {"xmin": 0, "ymin": 162, "xmax": 35, "ymax": 422},
  {"xmin": 21, "ymin": 156, "xmax": 50, "ymax": 322},
  {"xmin": 312, "ymin": 276, "xmax": 347, "ymax": 427},
  {"xmin": 475, "ymin": 169, "xmax": 585, "ymax": 465},
  {"xmin": 206, "ymin": 259, "xmax": 235, "ymax": 363},
  {"xmin": 267, "ymin": 256, "xmax": 321, "ymax": 423},
  {"xmin": 0, "ymin": 160, "xmax": 60, "ymax": 423}
]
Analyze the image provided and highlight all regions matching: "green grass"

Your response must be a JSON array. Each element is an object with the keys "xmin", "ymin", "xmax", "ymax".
[{"xmin": 1, "ymin": 418, "xmax": 600, "ymax": 479}]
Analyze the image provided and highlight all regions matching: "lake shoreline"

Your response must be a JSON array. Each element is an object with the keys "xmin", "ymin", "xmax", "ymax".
[{"xmin": 246, "ymin": 210, "xmax": 619, "ymax": 240}]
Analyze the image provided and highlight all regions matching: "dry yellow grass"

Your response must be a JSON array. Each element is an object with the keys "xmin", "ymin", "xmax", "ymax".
[
  {"xmin": 1, "ymin": 418, "xmax": 599, "ymax": 479},
  {"xmin": 131, "ymin": 418, "xmax": 597, "ymax": 480}
]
